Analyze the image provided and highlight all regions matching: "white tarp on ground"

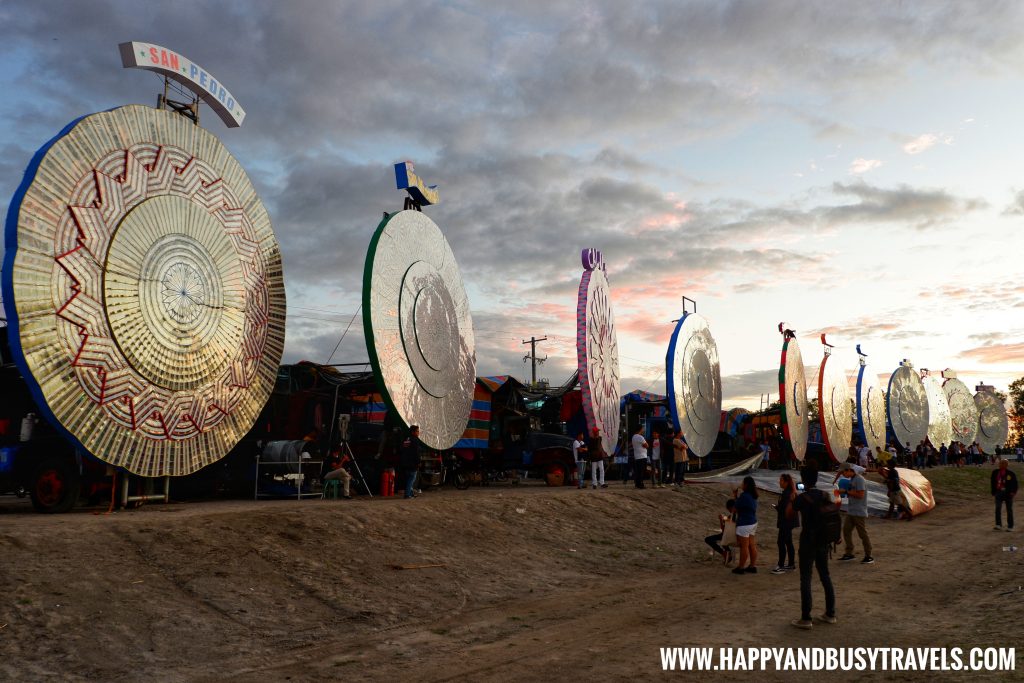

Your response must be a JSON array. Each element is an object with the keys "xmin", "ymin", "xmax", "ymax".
[{"xmin": 691, "ymin": 462, "xmax": 902, "ymax": 518}]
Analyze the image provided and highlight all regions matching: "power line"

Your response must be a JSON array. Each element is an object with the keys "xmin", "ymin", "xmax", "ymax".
[{"xmin": 325, "ymin": 305, "xmax": 362, "ymax": 365}]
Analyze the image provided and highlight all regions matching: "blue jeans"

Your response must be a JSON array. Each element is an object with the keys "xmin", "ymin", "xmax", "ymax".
[{"xmin": 405, "ymin": 470, "xmax": 417, "ymax": 498}]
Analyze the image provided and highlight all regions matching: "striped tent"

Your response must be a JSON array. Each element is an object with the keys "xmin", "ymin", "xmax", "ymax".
[
  {"xmin": 350, "ymin": 393, "xmax": 387, "ymax": 423},
  {"xmin": 453, "ymin": 376, "xmax": 515, "ymax": 449}
]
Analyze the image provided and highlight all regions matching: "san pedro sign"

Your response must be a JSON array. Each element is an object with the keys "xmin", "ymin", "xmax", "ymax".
[{"xmin": 119, "ymin": 41, "xmax": 246, "ymax": 128}]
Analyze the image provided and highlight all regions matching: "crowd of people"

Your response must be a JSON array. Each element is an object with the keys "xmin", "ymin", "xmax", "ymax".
[
  {"xmin": 697, "ymin": 451, "xmax": 1020, "ymax": 628},
  {"xmin": 851, "ymin": 437, "xmax": 1022, "ymax": 470},
  {"xmin": 574, "ymin": 424, "xmax": 694, "ymax": 490}
]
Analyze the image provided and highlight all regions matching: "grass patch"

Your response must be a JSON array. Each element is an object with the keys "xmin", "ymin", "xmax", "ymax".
[{"xmin": 923, "ymin": 463, "xmax": 1022, "ymax": 500}]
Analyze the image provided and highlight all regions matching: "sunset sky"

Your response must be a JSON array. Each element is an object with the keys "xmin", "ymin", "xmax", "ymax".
[{"xmin": 2, "ymin": 1, "xmax": 1022, "ymax": 410}]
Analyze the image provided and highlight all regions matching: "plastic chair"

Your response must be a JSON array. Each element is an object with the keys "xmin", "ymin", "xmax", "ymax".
[{"xmin": 322, "ymin": 479, "xmax": 341, "ymax": 499}]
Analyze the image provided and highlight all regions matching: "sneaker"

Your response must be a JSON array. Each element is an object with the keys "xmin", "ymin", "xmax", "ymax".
[
  {"xmin": 791, "ymin": 619, "xmax": 813, "ymax": 630},
  {"xmin": 731, "ymin": 567, "xmax": 746, "ymax": 575},
  {"xmin": 600, "ymin": 484, "xmax": 608, "ymax": 488},
  {"xmin": 744, "ymin": 566, "xmax": 757, "ymax": 573},
  {"xmin": 770, "ymin": 566, "xmax": 787, "ymax": 574},
  {"xmin": 784, "ymin": 564, "xmax": 796, "ymax": 572},
  {"xmin": 814, "ymin": 614, "xmax": 838, "ymax": 625},
  {"xmin": 838, "ymin": 554, "xmax": 856, "ymax": 561},
  {"xmin": 994, "ymin": 525, "xmax": 1003, "ymax": 531},
  {"xmin": 1006, "ymin": 527, "xmax": 1014, "ymax": 533},
  {"xmin": 861, "ymin": 556, "xmax": 875, "ymax": 564}
]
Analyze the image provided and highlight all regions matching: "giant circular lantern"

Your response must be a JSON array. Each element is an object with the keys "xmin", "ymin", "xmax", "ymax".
[
  {"xmin": 576, "ymin": 249, "xmax": 620, "ymax": 454},
  {"xmin": 362, "ymin": 210, "xmax": 476, "ymax": 450},
  {"xmin": 921, "ymin": 374, "xmax": 952, "ymax": 449},
  {"xmin": 666, "ymin": 312, "xmax": 721, "ymax": 458},
  {"xmin": 2, "ymin": 105, "xmax": 286, "ymax": 477},
  {"xmin": 817, "ymin": 346, "xmax": 851, "ymax": 462},
  {"xmin": 887, "ymin": 362, "xmax": 929, "ymax": 449},
  {"xmin": 942, "ymin": 373, "xmax": 978, "ymax": 445},
  {"xmin": 778, "ymin": 330, "xmax": 808, "ymax": 461},
  {"xmin": 974, "ymin": 390, "xmax": 1008, "ymax": 453},
  {"xmin": 855, "ymin": 359, "xmax": 887, "ymax": 454}
]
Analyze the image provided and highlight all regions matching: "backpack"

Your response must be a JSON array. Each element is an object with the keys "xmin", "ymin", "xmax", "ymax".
[{"xmin": 803, "ymin": 489, "xmax": 842, "ymax": 555}]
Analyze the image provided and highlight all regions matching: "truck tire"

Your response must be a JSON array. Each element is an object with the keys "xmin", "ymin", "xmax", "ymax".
[{"xmin": 29, "ymin": 456, "xmax": 80, "ymax": 513}]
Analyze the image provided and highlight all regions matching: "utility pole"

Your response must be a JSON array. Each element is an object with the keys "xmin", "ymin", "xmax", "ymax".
[{"xmin": 522, "ymin": 336, "xmax": 548, "ymax": 388}]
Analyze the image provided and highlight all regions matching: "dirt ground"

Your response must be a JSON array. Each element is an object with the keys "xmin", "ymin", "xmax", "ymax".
[{"xmin": 0, "ymin": 463, "xmax": 1021, "ymax": 682}]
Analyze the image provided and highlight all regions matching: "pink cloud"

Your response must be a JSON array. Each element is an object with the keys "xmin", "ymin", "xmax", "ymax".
[{"xmin": 961, "ymin": 343, "xmax": 1024, "ymax": 365}]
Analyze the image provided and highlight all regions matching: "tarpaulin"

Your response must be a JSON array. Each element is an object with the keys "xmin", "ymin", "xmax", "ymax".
[
  {"xmin": 454, "ymin": 381, "xmax": 494, "ymax": 449},
  {"xmin": 620, "ymin": 389, "xmax": 668, "ymax": 418},
  {"xmin": 896, "ymin": 467, "xmax": 936, "ymax": 517},
  {"xmin": 351, "ymin": 393, "xmax": 386, "ymax": 423}
]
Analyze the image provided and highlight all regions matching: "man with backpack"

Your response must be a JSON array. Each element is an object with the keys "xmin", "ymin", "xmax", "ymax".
[
  {"xmin": 838, "ymin": 463, "xmax": 874, "ymax": 564},
  {"xmin": 787, "ymin": 462, "xmax": 838, "ymax": 629}
]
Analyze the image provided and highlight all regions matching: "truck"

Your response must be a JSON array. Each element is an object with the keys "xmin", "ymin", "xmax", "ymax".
[{"xmin": 0, "ymin": 325, "xmax": 112, "ymax": 512}]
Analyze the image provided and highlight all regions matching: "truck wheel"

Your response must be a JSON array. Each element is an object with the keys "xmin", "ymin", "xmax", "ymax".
[
  {"xmin": 545, "ymin": 463, "xmax": 566, "ymax": 487},
  {"xmin": 29, "ymin": 456, "xmax": 80, "ymax": 513}
]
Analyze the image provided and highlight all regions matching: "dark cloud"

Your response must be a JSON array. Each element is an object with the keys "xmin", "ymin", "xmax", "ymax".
[
  {"xmin": 0, "ymin": 1, "xmax": 1017, "ymax": 380},
  {"xmin": 819, "ymin": 182, "xmax": 986, "ymax": 229},
  {"xmin": 721, "ymin": 368, "xmax": 779, "ymax": 405}
]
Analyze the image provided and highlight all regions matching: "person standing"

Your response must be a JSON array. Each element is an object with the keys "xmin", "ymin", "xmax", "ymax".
[
  {"xmin": 837, "ymin": 464, "xmax": 873, "ymax": 563},
  {"xmin": 650, "ymin": 428, "xmax": 663, "ymax": 487},
  {"xmin": 940, "ymin": 443, "xmax": 948, "ymax": 467},
  {"xmin": 588, "ymin": 427, "xmax": 607, "ymax": 489},
  {"xmin": 630, "ymin": 425, "xmax": 648, "ymax": 489},
  {"xmin": 858, "ymin": 443, "xmax": 870, "ymax": 470},
  {"xmin": 883, "ymin": 462, "xmax": 902, "ymax": 519},
  {"xmin": 400, "ymin": 425, "xmax": 422, "ymax": 499},
  {"xmin": 1015, "ymin": 446, "xmax": 1023, "ymax": 464},
  {"xmin": 732, "ymin": 476, "xmax": 759, "ymax": 574},
  {"xmin": 760, "ymin": 440, "xmax": 771, "ymax": 470},
  {"xmin": 573, "ymin": 432, "xmax": 588, "ymax": 489},
  {"xmin": 673, "ymin": 431, "xmax": 689, "ymax": 486},
  {"xmin": 787, "ymin": 462, "xmax": 837, "ymax": 629},
  {"xmin": 991, "ymin": 458, "xmax": 1018, "ymax": 531},
  {"xmin": 661, "ymin": 429, "xmax": 675, "ymax": 485},
  {"xmin": 771, "ymin": 473, "xmax": 799, "ymax": 574}
]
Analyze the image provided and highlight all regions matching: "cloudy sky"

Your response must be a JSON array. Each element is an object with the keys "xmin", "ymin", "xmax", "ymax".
[{"xmin": 2, "ymin": 0, "xmax": 1023, "ymax": 409}]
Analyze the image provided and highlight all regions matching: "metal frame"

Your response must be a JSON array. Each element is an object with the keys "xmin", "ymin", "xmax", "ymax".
[{"xmin": 254, "ymin": 455, "xmax": 325, "ymax": 501}]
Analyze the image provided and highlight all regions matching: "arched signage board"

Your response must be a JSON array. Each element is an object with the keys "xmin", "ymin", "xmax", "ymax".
[{"xmin": 120, "ymin": 41, "xmax": 246, "ymax": 128}]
